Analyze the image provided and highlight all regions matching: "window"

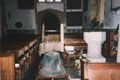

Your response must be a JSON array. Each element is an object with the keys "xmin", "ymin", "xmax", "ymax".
[
  {"xmin": 67, "ymin": 0, "xmax": 82, "ymax": 9},
  {"xmin": 47, "ymin": 0, "xmax": 53, "ymax": 2},
  {"xmin": 66, "ymin": 0, "xmax": 83, "ymax": 28},
  {"xmin": 66, "ymin": 12, "xmax": 83, "ymax": 26},
  {"xmin": 38, "ymin": 0, "xmax": 45, "ymax": 2},
  {"xmin": 55, "ymin": 0, "xmax": 61, "ymax": 2}
]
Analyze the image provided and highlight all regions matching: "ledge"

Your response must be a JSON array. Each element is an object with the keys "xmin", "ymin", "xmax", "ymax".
[{"xmin": 82, "ymin": 28, "xmax": 115, "ymax": 32}]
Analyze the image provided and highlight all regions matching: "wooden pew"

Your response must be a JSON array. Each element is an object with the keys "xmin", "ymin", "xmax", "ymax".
[
  {"xmin": 83, "ymin": 63, "xmax": 120, "ymax": 80},
  {"xmin": 0, "ymin": 51, "xmax": 15, "ymax": 80},
  {"xmin": 0, "ymin": 35, "xmax": 40, "ymax": 80}
]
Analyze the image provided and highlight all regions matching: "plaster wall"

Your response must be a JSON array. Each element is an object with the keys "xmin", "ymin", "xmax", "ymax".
[
  {"xmin": 112, "ymin": 0, "xmax": 120, "ymax": 8},
  {"xmin": 104, "ymin": 0, "xmax": 120, "ymax": 29}
]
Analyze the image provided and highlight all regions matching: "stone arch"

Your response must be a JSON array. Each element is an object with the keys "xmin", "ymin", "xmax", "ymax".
[
  {"xmin": 42, "ymin": 12, "xmax": 60, "ymax": 35},
  {"xmin": 37, "ymin": 9, "xmax": 64, "ymax": 34}
]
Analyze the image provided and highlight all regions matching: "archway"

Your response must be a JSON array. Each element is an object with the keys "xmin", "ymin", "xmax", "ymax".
[
  {"xmin": 42, "ymin": 12, "xmax": 60, "ymax": 36},
  {"xmin": 38, "ymin": 10, "xmax": 64, "ymax": 53},
  {"xmin": 41, "ymin": 12, "xmax": 61, "ymax": 43}
]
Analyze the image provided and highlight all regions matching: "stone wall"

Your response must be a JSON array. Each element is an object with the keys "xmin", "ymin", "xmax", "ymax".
[{"xmin": 0, "ymin": 0, "xmax": 2, "ymax": 38}]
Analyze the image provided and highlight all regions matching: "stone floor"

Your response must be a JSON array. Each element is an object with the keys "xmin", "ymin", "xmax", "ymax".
[
  {"xmin": 22, "ymin": 56, "xmax": 41, "ymax": 80},
  {"xmin": 21, "ymin": 55, "xmax": 81, "ymax": 80}
]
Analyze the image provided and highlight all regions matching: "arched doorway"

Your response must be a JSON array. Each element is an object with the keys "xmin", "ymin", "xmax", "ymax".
[
  {"xmin": 38, "ymin": 11, "xmax": 64, "ymax": 53},
  {"xmin": 41, "ymin": 12, "xmax": 61, "ymax": 43},
  {"xmin": 42, "ymin": 12, "xmax": 60, "ymax": 36}
]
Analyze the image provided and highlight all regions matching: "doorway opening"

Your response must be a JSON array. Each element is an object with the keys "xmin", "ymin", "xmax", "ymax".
[
  {"xmin": 42, "ymin": 12, "xmax": 60, "ymax": 36},
  {"xmin": 41, "ymin": 12, "xmax": 60, "ymax": 42}
]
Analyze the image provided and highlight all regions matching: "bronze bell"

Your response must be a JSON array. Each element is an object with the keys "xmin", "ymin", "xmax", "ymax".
[{"xmin": 39, "ymin": 51, "xmax": 66, "ymax": 77}]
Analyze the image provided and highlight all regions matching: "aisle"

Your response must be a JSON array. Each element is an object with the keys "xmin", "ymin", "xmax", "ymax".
[
  {"xmin": 22, "ymin": 56, "xmax": 41, "ymax": 80},
  {"xmin": 22, "ymin": 55, "xmax": 81, "ymax": 80},
  {"xmin": 64, "ymin": 58, "xmax": 81, "ymax": 80}
]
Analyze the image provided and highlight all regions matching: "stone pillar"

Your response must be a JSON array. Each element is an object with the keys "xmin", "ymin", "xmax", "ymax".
[
  {"xmin": 60, "ymin": 23, "xmax": 64, "ymax": 52},
  {"xmin": 42, "ymin": 23, "xmax": 45, "ymax": 42},
  {"xmin": 84, "ymin": 31, "xmax": 106, "ymax": 63}
]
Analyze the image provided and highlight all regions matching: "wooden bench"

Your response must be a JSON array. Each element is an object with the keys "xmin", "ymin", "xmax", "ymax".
[
  {"xmin": 0, "ymin": 35, "xmax": 40, "ymax": 80},
  {"xmin": 83, "ymin": 63, "xmax": 120, "ymax": 80}
]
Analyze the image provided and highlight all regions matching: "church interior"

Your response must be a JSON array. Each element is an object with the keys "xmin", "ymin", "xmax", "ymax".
[{"xmin": 0, "ymin": 0, "xmax": 120, "ymax": 80}]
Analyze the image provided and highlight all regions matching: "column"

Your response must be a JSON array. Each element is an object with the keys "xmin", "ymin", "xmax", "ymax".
[
  {"xmin": 84, "ymin": 31, "xmax": 106, "ymax": 63},
  {"xmin": 60, "ymin": 23, "xmax": 64, "ymax": 52},
  {"xmin": 42, "ymin": 23, "xmax": 45, "ymax": 42}
]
